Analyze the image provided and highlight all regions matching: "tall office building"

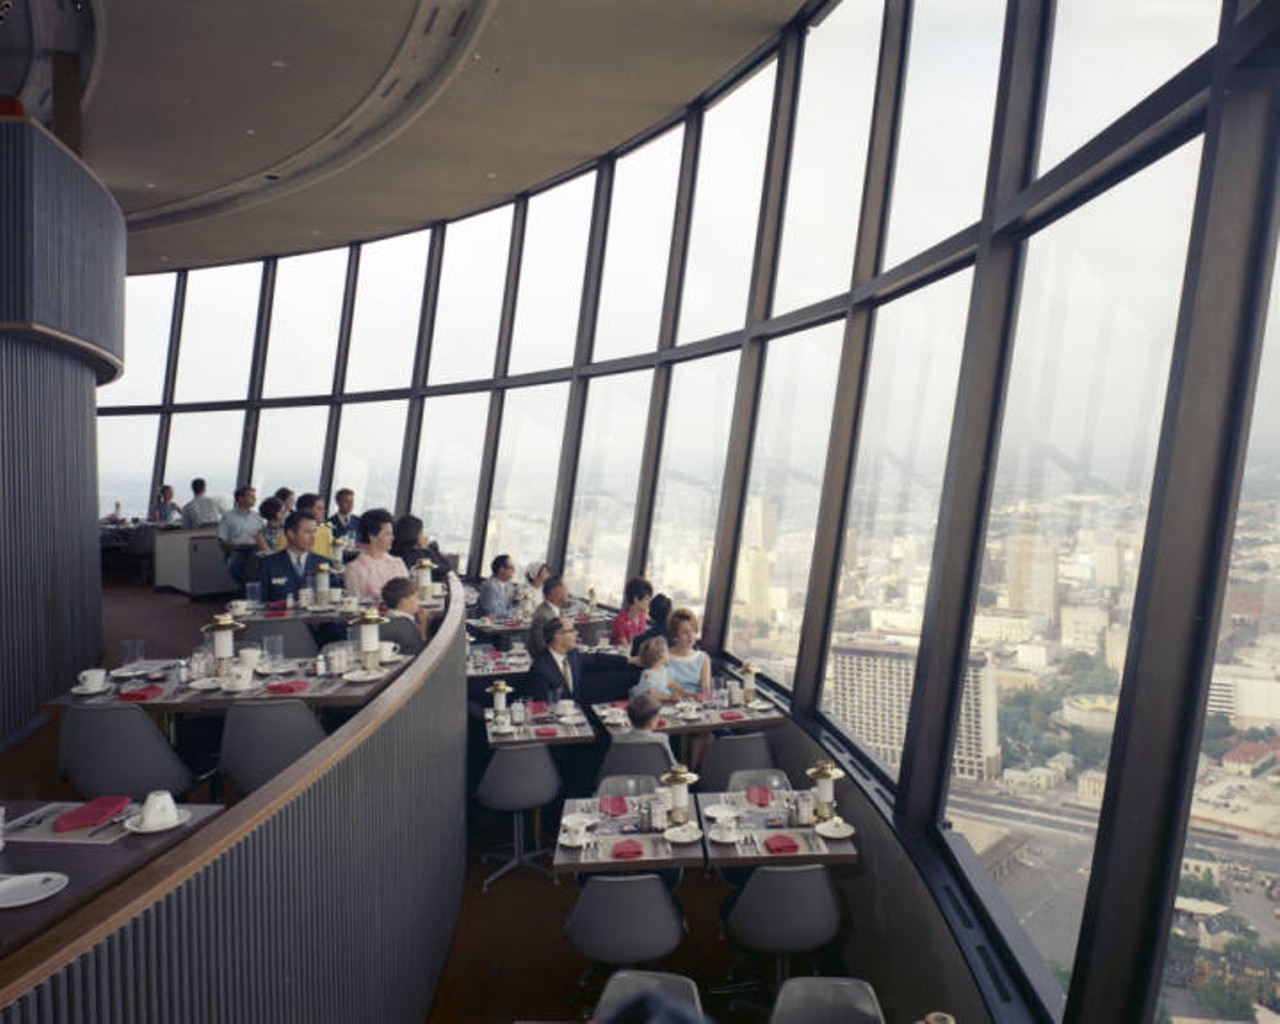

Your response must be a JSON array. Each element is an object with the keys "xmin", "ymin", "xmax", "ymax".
[{"xmin": 1005, "ymin": 531, "xmax": 1060, "ymax": 623}]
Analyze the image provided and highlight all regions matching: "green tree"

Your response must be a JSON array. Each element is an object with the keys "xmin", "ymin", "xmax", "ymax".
[
  {"xmin": 1196, "ymin": 976, "xmax": 1254, "ymax": 1020},
  {"xmin": 1177, "ymin": 871, "xmax": 1225, "ymax": 902},
  {"xmin": 1203, "ymin": 713, "xmax": 1235, "ymax": 760}
]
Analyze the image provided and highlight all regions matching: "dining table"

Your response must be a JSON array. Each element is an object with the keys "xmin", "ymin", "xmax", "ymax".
[
  {"xmin": 0, "ymin": 799, "xmax": 221, "ymax": 957},
  {"xmin": 695, "ymin": 791, "xmax": 859, "ymax": 869},
  {"xmin": 589, "ymin": 693, "xmax": 788, "ymax": 736},
  {"xmin": 551, "ymin": 795, "xmax": 706, "ymax": 875},
  {"xmin": 484, "ymin": 700, "xmax": 597, "ymax": 749}
]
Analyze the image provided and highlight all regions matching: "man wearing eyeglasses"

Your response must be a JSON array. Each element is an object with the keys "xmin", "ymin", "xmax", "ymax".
[{"xmin": 527, "ymin": 616, "xmax": 636, "ymax": 704}]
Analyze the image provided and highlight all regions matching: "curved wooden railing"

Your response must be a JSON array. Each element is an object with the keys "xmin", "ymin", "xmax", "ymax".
[{"xmin": 0, "ymin": 576, "xmax": 468, "ymax": 1023}]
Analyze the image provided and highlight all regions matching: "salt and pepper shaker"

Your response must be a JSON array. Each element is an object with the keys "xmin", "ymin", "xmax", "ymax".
[{"xmin": 639, "ymin": 800, "xmax": 653, "ymax": 833}]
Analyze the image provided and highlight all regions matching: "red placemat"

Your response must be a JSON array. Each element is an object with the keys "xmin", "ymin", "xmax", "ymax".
[
  {"xmin": 764, "ymin": 834, "xmax": 799, "ymax": 855},
  {"xmin": 528, "ymin": 701, "xmax": 548, "ymax": 715},
  {"xmin": 598, "ymin": 795, "xmax": 628, "ymax": 817},
  {"xmin": 534, "ymin": 726, "xmax": 558, "ymax": 738},
  {"xmin": 746, "ymin": 786, "xmax": 773, "ymax": 807},
  {"xmin": 266, "ymin": 679, "xmax": 308, "ymax": 694},
  {"xmin": 612, "ymin": 838, "xmax": 644, "ymax": 860},
  {"xmin": 118, "ymin": 684, "xmax": 164, "ymax": 702},
  {"xmin": 54, "ymin": 795, "xmax": 131, "ymax": 832},
  {"xmin": 720, "ymin": 710, "xmax": 745, "ymax": 721},
  {"xmin": 610, "ymin": 700, "xmax": 628, "ymax": 708}
]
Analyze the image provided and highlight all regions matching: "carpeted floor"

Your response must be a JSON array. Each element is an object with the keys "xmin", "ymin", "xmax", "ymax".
[{"xmin": 1, "ymin": 580, "xmax": 822, "ymax": 1022}]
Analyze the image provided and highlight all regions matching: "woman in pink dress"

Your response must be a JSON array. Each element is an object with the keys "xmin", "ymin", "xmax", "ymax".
[
  {"xmin": 341, "ymin": 508, "xmax": 409, "ymax": 601},
  {"xmin": 610, "ymin": 576, "xmax": 653, "ymax": 647}
]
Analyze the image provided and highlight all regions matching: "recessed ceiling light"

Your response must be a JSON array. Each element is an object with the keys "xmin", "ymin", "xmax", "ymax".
[
  {"xmin": 486, "ymin": 171, "xmax": 497, "ymax": 180},
  {"xmin": 144, "ymin": 181, "xmax": 156, "ymax": 190},
  {"xmin": 269, "ymin": 59, "xmax": 287, "ymax": 69},
  {"xmin": 159, "ymin": 256, "xmax": 170, "ymax": 263},
  {"xmin": 245, "ymin": 128, "xmax": 256, "ymax": 136}
]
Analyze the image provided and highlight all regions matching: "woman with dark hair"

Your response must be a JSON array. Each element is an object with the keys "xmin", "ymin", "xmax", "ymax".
[
  {"xmin": 258, "ymin": 495, "xmax": 287, "ymax": 551},
  {"xmin": 273, "ymin": 487, "xmax": 296, "ymax": 514},
  {"xmin": 341, "ymin": 508, "xmax": 408, "ymax": 600},
  {"xmin": 390, "ymin": 514, "xmax": 446, "ymax": 573},
  {"xmin": 610, "ymin": 576, "xmax": 653, "ymax": 647}
]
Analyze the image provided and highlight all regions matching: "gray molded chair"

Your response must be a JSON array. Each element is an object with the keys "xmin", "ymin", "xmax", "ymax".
[
  {"xmin": 727, "ymin": 768, "xmax": 791, "ymax": 793},
  {"xmin": 726, "ymin": 864, "xmax": 842, "ymax": 990},
  {"xmin": 595, "ymin": 969, "xmax": 704, "ymax": 1021},
  {"xmin": 566, "ymin": 874, "xmax": 684, "ymax": 966},
  {"xmin": 768, "ymin": 976, "xmax": 885, "ymax": 1024},
  {"xmin": 239, "ymin": 618, "xmax": 320, "ymax": 659},
  {"xmin": 697, "ymin": 732, "xmax": 774, "ymax": 792},
  {"xmin": 59, "ymin": 704, "xmax": 195, "ymax": 801},
  {"xmin": 596, "ymin": 740, "xmax": 672, "ymax": 787},
  {"xmin": 596, "ymin": 774, "xmax": 659, "ymax": 797},
  {"xmin": 219, "ymin": 700, "xmax": 327, "ymax": 794},
  {"xmin": 475, "ymin": 744, "xmax": 561, "ymax": 892}
]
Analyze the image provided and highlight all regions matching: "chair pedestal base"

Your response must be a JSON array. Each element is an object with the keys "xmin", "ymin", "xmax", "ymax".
[{"xmin": 481, "ymin": 808, "xmax": 555, "ymax": 892}]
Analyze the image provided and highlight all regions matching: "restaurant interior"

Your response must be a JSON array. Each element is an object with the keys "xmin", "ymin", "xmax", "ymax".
[{"xmin": 3, "ymin": 1, "xmax": 1280, "ymax": 1022}]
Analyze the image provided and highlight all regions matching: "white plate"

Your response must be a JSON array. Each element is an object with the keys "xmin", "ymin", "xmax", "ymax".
[
  {"xmin": 110, "ymin": 667, "xmax": 147, "ymax": 679},
  {"xmin": 679, "ymin": 711, "xmax": 701, "ymax": 721},
  {"xmin": 70, "ymin": 684, "xmax": 112, "ymax": 696},
  {"xmin": 380, "ymin": 654, "xmax": 407, "ymax": 665},
  {"xmin": 747, "ymin": 699, "xmax": 773, "ymax": 712},
  {"xmin": 256, "ymin": 660, "xmax": 303, "ymax": 676},
  {"xmin": 490, "ymin": 723, "xmax": 514, "ymax": 735},
  {"xmin": 708, "ymin": 826, "xmax": 743, "ymax": 845},
  {"xmin": 664, "ymin": 824, "xmax": 703, "ymax": 844},
  {"xmin": 701, "ymin": 803, "xmax": 739, "ymax": 821},
  {"xmin": 557, "ymin": 831, "xmax": 588, "ymax": 848},
  {"xmin": 188, "ymin": 677, "xmax": 223, "ymax": 691},
  {"xmin": 557, "ymin": 713, "xmax": 587, "ymax": 725},
  {"xmin": 814, "ymin": 819, "xmax": 856, "ymax": 840},
  {"xmin": 123, "ymin": 809, "xmax": 193, "ymax": 834},
  {"xmin": 0, "ymin": 872, "xmax": 70, "ymax": 908},
  {"xmin": 341, "ymin": 669, "xmax": 384, "ymax": 683},
  {"xmin": 221, "ymin": 682, "xmax": 256, "ymax": 694},
  {"xmin": 561, "ymin": 812, "xmax": 599, "ymax": 830}
]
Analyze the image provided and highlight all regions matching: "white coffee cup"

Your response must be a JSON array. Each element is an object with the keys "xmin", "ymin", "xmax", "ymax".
[
  {"xmin": 342, "ymin": 596, "xmax": 360, "ymax": 611},
  {"xmin": 563, "ymin": 823, "xmax": 586, "ymax": 846},
  {"xmin": 141, "ymin": 790, "xmax": 179, "ymax": 830},
  {"xmin": 78, "ymin": 668, "xmax": 107, "ymax": 691},
  {"xmin": 238, "ymin": 647, "xmax": 262, "ymax": 671},
  {"xmin": 228, "ymin": 600, "xmax": 249, "ymax": 615},
  {"xmin": 717, "ymin": 820, "xmax": 740, "ymax": 842},
  {"xmin": 379, "ymin": 641, "xmax": 400, "ymax": 661}
]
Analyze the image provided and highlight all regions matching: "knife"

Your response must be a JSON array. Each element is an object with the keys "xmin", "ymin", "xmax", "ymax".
[{"xmin": 88, "ymin": 810, "xmax": 134, "ymax": 837}]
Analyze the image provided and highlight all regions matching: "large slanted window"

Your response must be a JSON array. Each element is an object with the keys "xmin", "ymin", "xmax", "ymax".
[
  {"xmin": 262, "ymin": 248, "xmax": 348, "ymax": 399},
  {"xmin": 413, "ymin": 392, "xmax": 491, "ymax": 575},
  {"xmin": 99, "ymin": 274, "xmax": 174, "ymax": 408},
  {"xmin": 345, "ymin": 230, "xmax": 430, "ymax": 394},
  {"xmin": 253, "ymin": 406, "xmax": 329, "ymax": 496},
  {"xmin": 332, "ymin": 400, "xmax": 409, "ymax": 512},
  {"xmin": 97, "ymin": 416, "xmax": 158, "ymax": 518},
  {"xmin": 429, "ymin": 206, "xmax": 513, "ymax": 385},
  {"xmin": 173, "ymin": 264, "xmax": 261, "ymax": 403}
]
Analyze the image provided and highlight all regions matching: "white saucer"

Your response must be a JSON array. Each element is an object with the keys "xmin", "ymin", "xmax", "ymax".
[
  {"xmin": 256, "ymin": 660, "xmax": 303, "ymax": 676},
  {"xmin": 679, "ymin": 711, "xmax": 701, "ymax": 721},
  {"xmin": 188, "ymin": 677, "xmax": 224, "ymax": 691},
  {"xmin": 380, "ymin": 654, "xmax": 407, "ymax": 665},
  {"xmin": 110, "ymin": 667, "xmax": 147, "ymax": 679},
  {"xmin": 221, "ymin": 682, "xmax": 256, "ymax": 694},
  {"xmin": 702, "ymin": 803, "xmax": 739, "ymax": 821},
  {"xmin": 557, "ymin": 713, "xmax": 587, "ymax": 725},
  {"xmin": 747, "ymin": 699, "xmax": 773, "ymax": 712},
  {"xmin": 0, "ymin": 872, "xmax": 70, "ymax": 908},
  {"xmin": 814, "ymin": 818, "xmax": 856, "ymax": 840},
  {"xmin": 561, "ymin": 812, "xmax": 599, "ymax": 830},
  {"xmin": 557, "ymin": 831, "xmax": 588, "ymax": 848},
  {"xmin": 664, "ymin": 824, "xmax": 703, "ymax": 844},
  {"xmin": 71, "ymin": 684, "xmax": 112, "ymax": 696},
  {"xmin": 490, "ymin": 723, "xmax": 514, "ymax": 735},
  {"xmin": 342, "ymin": 669, "xmax": 384, "ymax": 683},
  {"xmin": 708, "ymin": 826, "xmax": 742, "ymax": 845},
  {"xmin": 123, "ymin": 809, "xmax": 193, "ymax": 834}
]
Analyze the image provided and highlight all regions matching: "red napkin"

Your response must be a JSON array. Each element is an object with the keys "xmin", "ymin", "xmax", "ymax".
[
  {"xmin": 696, "ymin": 691, "xmax": 715, "ymax": 704},
  {"xmin": 266, "ymin": 679, "xmax": 308, "ymax": 694},
  {"xmin": 264, "ymin": 610, "xmax": 288, "ymax": 619},
  {"xmin": 610, "ymin": 700, "xmax": 628, "ymax": 709},
  {"xmin": 764, "ymin": 834, "xmax": 799, "ymax": 855},
  {"xmin": 720, "ymin": 710, "xmax": 745, "ymax": 721},
  {"xmin": 598, "ymin": 795, "xmax": 629, "ymax": 817},
  {"xmin": 266, "ymin": 599, "xmax": 288, "ymax": 610},
  {"xmin": 118, "ymin": 684, "xmax": 164, "ymax": 702},
  {"xmin": 611, "ymin": 838, "xmax": 644, "ymax": 860},
  {"xmin": 489, "ymin": 651, "xmax": 503, "ymax": 659},
  {"xmin": 54, "ymin": 795, "xmax": 131, "ymax": 832},
  {"xmin": 656, "ymin": 719, "xmax": 667, "ymax": 729},
  {"xmin": 528, "ymin": 701, "xmax": 548, "ymax": 715},
  {"xmin": 746, "ymin": 786, "xmax": 774, "ymax": 807},
  {"xmin": 534, "ymin": 726, "xmax": 559, "ymax": 738}
]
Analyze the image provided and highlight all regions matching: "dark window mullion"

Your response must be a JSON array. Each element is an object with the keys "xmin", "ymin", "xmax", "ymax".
[
  {"xmin": 237, "ymin": 258, "xmax": 275, "ymax": 487},
  {"xmin": 149, "ymin": 269, "xmax": 186, "ymax": 505},
  {"xmin": 319, "ymin": 244, "xmax": 359, "ymax": 502},
  {"xmin": 396, "ymin": 224, "xmax": 445, "ymax": 515}
]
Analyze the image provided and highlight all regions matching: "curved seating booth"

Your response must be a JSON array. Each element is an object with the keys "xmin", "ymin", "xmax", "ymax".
[{"xmin": 0, "ymin": 579, "xmax": 467, "ymax": 1022}]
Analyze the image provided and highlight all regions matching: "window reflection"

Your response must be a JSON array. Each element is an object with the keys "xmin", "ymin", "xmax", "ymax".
[
  {"xmin": 773, "ymin": 0, "xmax": 882, "ymax": 314},
  {"xmin": 484, "ymin": 383, "xmax": 570, "ymax": 571},
  {"xmin": 263, "ymin": 248, "xmax": 348, "ymax": 398},
  {"xmin": 252, "ymin": 406, "xmax": 329, "ymax": 496},
  {"xmin": 564, "ymin": 372, "xmax": 653, "ymax": 605},
  {"xmin": 97, "ymin": 416, "xmax": 158, "ymax": 518},
  {"xmin": 166, "ymin": 410, "xmax": 246, "ymax": 506},
  {"xmin": 413, "ymin": 392, "xmax": 491, "ymax": 575},
  {"xmin": 1039, "ymin": 0, "xmax": 1218, "ymax": 173},
  {"xmin": 332, "ymin": 400, "xmax": 409, "ymax": 512},
  {"xmin": 99, "ymin": 274, "xmax": 174, "ymax": 407},
  {"xmin": 647, "ymin": 353, "xmax": 738, "ymax": 623},
  {"xmin": 594, "ymin": 129, "xmax": 683, "ymax": 362},
  {"xmin": 173, "ymin": 264, "xmax": 262, "ymax": 403},
  {"xmin": 945, "ymin": 142, "xmax": 1202, "ymax": 990},
  {"xmin": 429, "ymin": 206, "xmax": 513, "ymax": 385},
  {"xmin": 727, "ymin": 324, "xmax": 842, "ymax": 687},
  {"xmin": 508, "ymin": 173, "xmax": 596, "ymax": 376},
  {"xmin": 820, "ymin": 271, "xmax": 972, "ymax": 773},
  {"xmin": 883, "ymin": 0, "xmax": 1004, "ymax": 267},
  {"xmin": 345, "ymin": 230, "xmax": 430, "ymax": 394},
  {"xmin": 677, "ymin": 62, "xmax": 776, "ymax": 344}
]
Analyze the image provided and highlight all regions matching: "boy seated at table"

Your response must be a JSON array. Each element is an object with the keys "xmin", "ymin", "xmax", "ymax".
[
  {"xmin": 630, "ymin": 636, "xmax": 697, "ymax": 704},
  {"xmin": 612, "ymin": 691, "xmax": 675, "ymax": 765},
  {"xmin": 380, "ymin": 577, "xmax": 426, "ymax": 656}
]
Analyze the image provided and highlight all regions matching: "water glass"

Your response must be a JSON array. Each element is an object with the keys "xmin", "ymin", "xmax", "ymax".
[
  {"xmin": 121, "ymin": 639, "xmax": 145, "ymax": 668},
  {"xmin": 263, "ymin": 635, "xmax": 285, "ymax": 671},
  {"xmin": 244, "ymin": 581, "xmax": 262, "ymax": 606}
]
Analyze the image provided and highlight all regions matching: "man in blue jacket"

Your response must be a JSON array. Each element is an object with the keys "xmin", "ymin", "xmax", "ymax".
[{"xmin": 256, "ymin": 512, "xmax": 335, "ymax": 603}]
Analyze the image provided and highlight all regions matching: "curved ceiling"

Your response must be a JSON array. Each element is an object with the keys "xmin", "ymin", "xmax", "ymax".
[{"xmin": 81, "ymin": 0, "xmax": 806, "ymax": 274}]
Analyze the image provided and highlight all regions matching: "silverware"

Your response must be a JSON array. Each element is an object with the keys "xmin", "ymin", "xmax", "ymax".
[
  {"xmin": 10, "ymin": 811, "xmax": 51, "ymax": 831},
  {"xmin": 88, "ymin": 810, "xmax": 134, "ymax": 837}
]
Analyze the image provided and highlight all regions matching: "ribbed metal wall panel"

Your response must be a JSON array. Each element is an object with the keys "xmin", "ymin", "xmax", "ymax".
[
  {"xmin": 0, "ymin": 333, "xmax": 101, "ymax": 740},
  {"xmin": 1, "ymin": 621, "xmax": 467, "ymax": 1023}
]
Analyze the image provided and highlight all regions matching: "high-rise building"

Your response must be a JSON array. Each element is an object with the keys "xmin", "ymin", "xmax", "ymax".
[{"xmin": 1005, "ymin": 530, "xmax": 1059, "ymax": 623}]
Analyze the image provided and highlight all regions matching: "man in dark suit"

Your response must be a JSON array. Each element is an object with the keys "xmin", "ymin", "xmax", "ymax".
[
  {"xmin": 256, "ymin": 512, "xmax": 335, "ymax": 603},
  {"xmin": 527, "ymin": 616, "xmax": 634, "ymax": 704}
]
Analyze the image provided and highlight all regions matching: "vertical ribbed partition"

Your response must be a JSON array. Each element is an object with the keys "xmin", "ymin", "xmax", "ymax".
[
  {"xmin": 0, "ymin": 611, "xmax": 467, "ymax": 1023},
  {"xmin": 0, "ymin": 118, "xmax": 124, "ymax": 739}
]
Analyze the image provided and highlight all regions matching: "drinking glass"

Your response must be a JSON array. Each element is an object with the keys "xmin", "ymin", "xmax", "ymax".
[
  {"xmin": 121, "ymin": 639, "xmax": 145, "ymax": 668},
  {"xmin": 263, "ymin": 635, "xmax": 285, "ymax": 672},
  {"xmin": 244, "ymin": 581, "xmax": 262, "ymax": 606}
]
